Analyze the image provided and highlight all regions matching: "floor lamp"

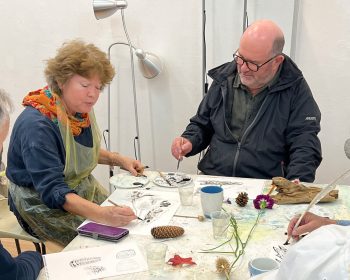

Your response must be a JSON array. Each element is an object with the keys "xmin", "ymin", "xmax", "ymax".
[{"xmin": 92, "ymin": 0, "xmax": 162, "ymax": 181}]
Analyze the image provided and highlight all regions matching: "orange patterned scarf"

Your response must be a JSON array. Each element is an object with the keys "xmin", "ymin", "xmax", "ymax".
[{"xmin": 22, "ymin": 86, "xmax": 90, "ymax": 136}]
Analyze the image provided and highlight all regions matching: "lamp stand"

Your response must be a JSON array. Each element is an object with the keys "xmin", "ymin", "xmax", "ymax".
[{"xmin": 107, "ymin": 41, "xmax": 142, "ymax": 166}]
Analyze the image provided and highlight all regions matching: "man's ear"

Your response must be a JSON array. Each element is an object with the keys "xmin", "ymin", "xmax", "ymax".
[
  {"xmin": 276, "ymin": 54, "xmax": 285, "ymax": 65},
  {"xmin": 272, "ymin": 55, "xmax": 284, "ymax": 70}
]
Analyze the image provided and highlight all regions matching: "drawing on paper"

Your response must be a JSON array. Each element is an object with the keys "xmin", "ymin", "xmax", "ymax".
[
  {"xmin": 116, "ymin": 249, "xmax": 136, "ymax": 259},
  {"xmin": 131, "ymin": 190, "xmax": 172, "ymax": 223},
  {"xmin": 153, "ymin": 172, "xmax": 192, "ymax": 187},
  {"xmin": 273, "ymin": 245, "xmax": 287, "ymax": 263}
]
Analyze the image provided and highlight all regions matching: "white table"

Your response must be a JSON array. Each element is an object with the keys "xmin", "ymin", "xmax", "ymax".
[{"xmin": 38, "ymin": 171, "xmax": 350, "ymax": 279}]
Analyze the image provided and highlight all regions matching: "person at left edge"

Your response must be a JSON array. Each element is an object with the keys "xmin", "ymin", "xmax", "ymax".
[
  {"xmin": 0, "ymin": 89, "xmax": 43, "ymax": 280},
  {"xmin": 6, "ymin": 40, "xmax": 141, "ymax": 246}
]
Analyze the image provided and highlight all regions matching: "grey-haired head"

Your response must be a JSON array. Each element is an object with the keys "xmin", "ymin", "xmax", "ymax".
[
  {"xmin": 0, "ymin": 89, "xmax": 13, "ymax": 127},
  {"xmin": 344, "ymin": 138, "xmax": 350, "ymax": 160}
]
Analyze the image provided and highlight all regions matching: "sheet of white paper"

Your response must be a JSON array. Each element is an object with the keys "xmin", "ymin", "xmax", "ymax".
[
  {"xmin": 43, "ymin": 242, "xmax": 147, "ymax": 280},
  {"xmin": 195, "ymin": 177, "xmax": 265, "ymax": 200},
  {"xmin": 105, "ymin": 189, "xmax": 180, "ymax": 235}
]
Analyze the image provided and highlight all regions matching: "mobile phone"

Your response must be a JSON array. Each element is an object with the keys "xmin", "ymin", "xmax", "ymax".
[{"xmin": 77, "ymin": 222, "xmax": 129, "ymax": 242}]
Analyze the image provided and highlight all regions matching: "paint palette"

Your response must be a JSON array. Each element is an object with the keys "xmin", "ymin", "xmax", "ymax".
[
  {"xmin": 153, "ymin": 172, "xmax": 192, "ymax": 188},
  {"xmin": 109, "ymin": 173, "xmax": 149, "ymax": 189}
]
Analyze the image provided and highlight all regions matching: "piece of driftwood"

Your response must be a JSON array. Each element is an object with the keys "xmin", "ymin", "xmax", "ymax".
[{"xmin": 270, "ymin": 177, "xmax": 339, "ymax": 204}]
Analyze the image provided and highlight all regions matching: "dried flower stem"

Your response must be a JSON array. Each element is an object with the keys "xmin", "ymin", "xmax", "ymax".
[
  {"xmin": 201, "ymin": 209, "xmax": 263, "ymax": 277},
  {"xmin": 228, "ymin": 211, "xmax": 262, "ymax": 273}
]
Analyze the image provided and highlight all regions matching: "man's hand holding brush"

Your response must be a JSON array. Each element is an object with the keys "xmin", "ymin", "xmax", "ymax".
[{"xmin": 171, "ymin": 137, "xmax": 192, "ymax": 161}]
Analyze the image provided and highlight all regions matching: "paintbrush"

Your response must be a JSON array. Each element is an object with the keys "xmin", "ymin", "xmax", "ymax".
[
  {"xmin": 176, "ymin": 157, "xmax": 181, "ymax": 172},
  {"xmin": 119, "ymin": 165, "xmax": 149, "ymax": 177},
  {"xmin": 284, "ymin": 168, "xmax": 350, "ymax": 245},
  {"xmin": 176, "ymin": 138, "xmax": 184, "ymax": 171},
  {"xmin": 136, "ymin": 165, "xmax": 149, "ymax": 177},
  {"xmin": 108, "ymin": 199, "xmax": 144, "ymax": 221},
  {"xmin": 157, "ymin": 170, "xmax": 173, "ymax": 186}
]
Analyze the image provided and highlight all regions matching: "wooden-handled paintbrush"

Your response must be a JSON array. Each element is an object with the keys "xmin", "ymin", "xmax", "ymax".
[
  {"xmin": 108, "ymin": 199, "xmax": 144, "ymax": 221},
  {"xmin": 176, "ymin": 137, "xmax": 184, "ymax": 171},
  {"xmin": 157, "ymin": 170, "xmax": 173, "ymax": 186},
  {"xmin": 284, "ymin": 168, "xmax": 350, "ymax": 245}
]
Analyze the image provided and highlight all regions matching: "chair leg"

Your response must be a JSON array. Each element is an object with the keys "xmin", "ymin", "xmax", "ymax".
[
  {"xmin": 33, "ymin": 242, "xmax": 46, "ymax": 255},
  {"xmin": 41, "ymin": 242, "xmax": 46, "ymax": 254},
  {"xmin": 33, "ymin": 242, "xmax": 41, "ymax": 254},
  {"xmin": 15, "ymin": 239, "xmax": 21, "ymax": 254}
]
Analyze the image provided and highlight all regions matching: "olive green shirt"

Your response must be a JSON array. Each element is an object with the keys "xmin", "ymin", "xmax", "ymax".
[{"xmin": 229, "ymin": 66, "xmax": 282, "ymax": 141}]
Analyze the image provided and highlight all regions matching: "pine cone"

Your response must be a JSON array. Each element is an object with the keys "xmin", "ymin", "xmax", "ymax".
[
  {"xmin": 151, "ymin": 226, "xmax": 184, "ymax": 239},
  {"xmin": 235, "ymin": 192, "xmax": 249, "ymax": 207}
]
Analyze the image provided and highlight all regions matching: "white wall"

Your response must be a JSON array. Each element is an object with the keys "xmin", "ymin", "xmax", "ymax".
[
  {"xmin": 295, "ymin": 1, "xmax": 350, "ymax": 184},
  {"xmin": 1, "ymin": 1, "xmax": 349, "ymax": 187},
  {"xmin": 206, "ymin": 0, "xmax": 295, "ymax": 70}
]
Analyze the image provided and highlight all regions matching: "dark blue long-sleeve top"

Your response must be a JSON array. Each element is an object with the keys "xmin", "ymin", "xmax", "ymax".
[
  {"xmin": 0, "ymin": 243, "xmax": 43, "ymax": 280},
  {"xmin": 6, "ymin": 106, "xmax": 93, "ymax": 210}
]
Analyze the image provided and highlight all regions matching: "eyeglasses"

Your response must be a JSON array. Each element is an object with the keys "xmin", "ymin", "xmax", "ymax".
[{"xmin": 233, "ymin": 52, "xmax": 281, "ymax": 72}]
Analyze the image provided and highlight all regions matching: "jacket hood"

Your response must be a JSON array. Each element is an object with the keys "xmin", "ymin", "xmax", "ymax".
[{"xmin": 207, "ymin": 54, "xmax": 303, "ymax": 92}]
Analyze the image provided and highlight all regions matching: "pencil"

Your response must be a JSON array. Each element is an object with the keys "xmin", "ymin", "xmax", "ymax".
[
  {"xmin": 108, "ymin": 199, "xmax": 144, "ymax": 221},
  {"xmin": 108, "ymin": 199, "xmax": 121, "ymax": 207}
]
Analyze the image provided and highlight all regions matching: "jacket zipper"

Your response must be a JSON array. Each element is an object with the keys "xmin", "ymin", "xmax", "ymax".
[{"xmin": 231, "ymin": 95, "xmax": 270, "ymax": 176}]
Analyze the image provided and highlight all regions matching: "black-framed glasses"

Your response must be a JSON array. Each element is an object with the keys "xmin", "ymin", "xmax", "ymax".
[{"xmin": 233, "ymin": 52, "xmax": 281, "ymax": 72}]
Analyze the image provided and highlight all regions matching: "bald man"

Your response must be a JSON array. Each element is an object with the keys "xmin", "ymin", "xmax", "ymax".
[{"xmin": 171, "ymin": 20, "xmax": 322, "ymax": 182}]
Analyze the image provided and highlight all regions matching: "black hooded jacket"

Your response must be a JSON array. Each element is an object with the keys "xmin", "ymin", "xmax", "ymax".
[{"xmin": 182, "ymin": 55, "xmax": 322, "ymax": 182}]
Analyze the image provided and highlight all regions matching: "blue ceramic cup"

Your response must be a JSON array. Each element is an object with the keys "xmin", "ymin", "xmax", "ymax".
[
  {"xmin": 248, "ymin": 257, "xmax": 279, "ymax": 277},
  {"xmin": 200, "ymin": 186, "xmax": 224, "ymax": 218}
]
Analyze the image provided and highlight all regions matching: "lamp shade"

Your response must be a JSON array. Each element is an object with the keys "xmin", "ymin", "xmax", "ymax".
[
  {"xmin": 135, "ymin": 49, "xmax": 162, "ymax": 79},
  {"xmin": 93, "ymin": 0, "xmax": 128, "ymax": 20}
]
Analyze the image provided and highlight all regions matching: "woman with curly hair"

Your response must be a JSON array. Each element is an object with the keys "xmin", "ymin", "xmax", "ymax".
[{"xmin": 6, "ymin": 40, "xmax": 141, "ymax": 246}]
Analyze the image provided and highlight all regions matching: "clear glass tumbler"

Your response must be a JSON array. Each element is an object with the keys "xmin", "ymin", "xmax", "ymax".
[
  {"xmin": 145, "ymin": 242, "xmax": 168, "ymax": 274},
  {"xmin": 211, "ymin": 211, "xmax": 230, "ymax": 240},
  {"xmin": 178, "ymin": 183, "xmax": 194, "ymax": 206}
]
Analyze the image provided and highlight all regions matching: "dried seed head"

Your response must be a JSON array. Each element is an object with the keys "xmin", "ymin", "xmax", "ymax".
[{"xmin": 216, "ymin": 257, "xmax": 230, "ymax": 274}]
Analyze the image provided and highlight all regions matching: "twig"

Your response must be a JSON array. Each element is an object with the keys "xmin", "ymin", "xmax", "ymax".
[
  {"xmin": 267, "ymin": 184, "xmax": 276, "ymax": 195},
  {"xmin": 174, "ymin": 214, "xmax": 205, "ymax": 221}
]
